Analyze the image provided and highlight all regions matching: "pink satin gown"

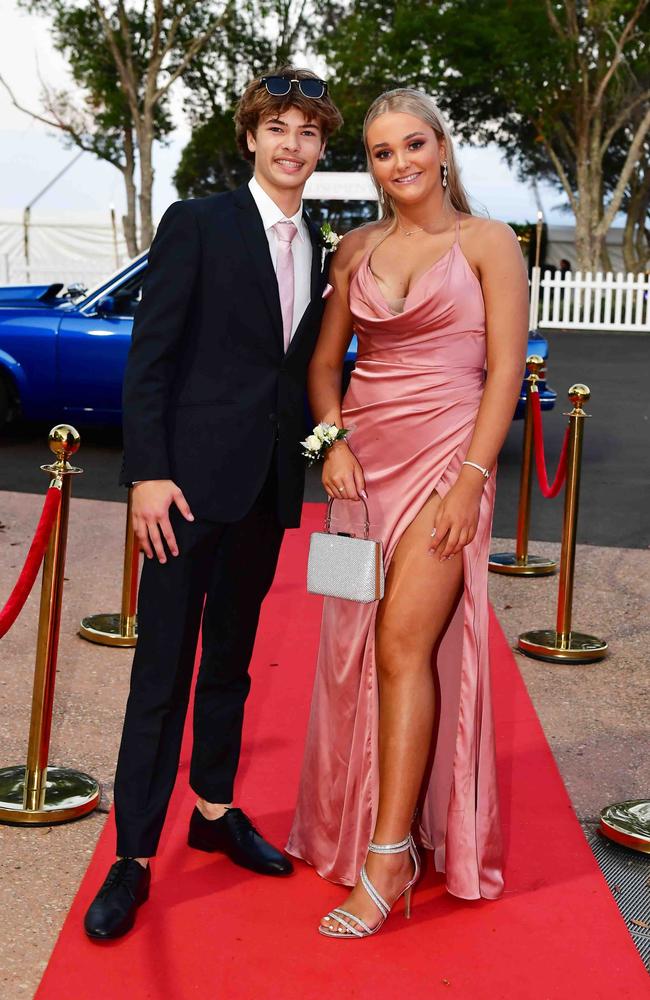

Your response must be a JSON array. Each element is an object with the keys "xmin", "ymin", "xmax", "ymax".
[{"xmin": 286, "ymin": 216, "xmax": 504, "ymax": 900}]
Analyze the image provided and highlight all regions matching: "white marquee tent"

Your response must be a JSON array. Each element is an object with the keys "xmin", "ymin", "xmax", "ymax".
[{"xmin": 0, "ymin": 208, "xmax": 130, "ymax": 288}]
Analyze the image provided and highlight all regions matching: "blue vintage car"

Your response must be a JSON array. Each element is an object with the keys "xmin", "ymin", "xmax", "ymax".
[{"xmin": 0, "ymin": 254, "xmax": 555, "ymax": 425}]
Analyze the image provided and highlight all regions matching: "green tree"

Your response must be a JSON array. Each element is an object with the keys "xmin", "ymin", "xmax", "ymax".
[
  {"xmin": 307, "ymin": 0, "xmax": 439, "ymax": 230},
  {"xmin": 321, "ymin": 0, "xmax": 650, "ymax": 271},
  {"xmin": 174, "ymin": 0, "xmax": 342, "ymax": 198},
  {"xmin": 435, "ymin": 0, "xmax": 650, "ymax": 271},
  {"xmin": 175, "ymin": 110, "xmax": 251, "ymax": 198},
  {"xmin": 622, "ymin": 149, "xmax": 650, "ymax": 272},
  {"xmin": 318, "ymin": 0, "xmax": 437, "ymax": 169},
  {"xmin": 604, "ymin": 108, "xmax": 650, "ymax": 271},
  {"xmin": 0, "ymin": 4, "xmax": 157, "ymax": 257},
  {"xmin": 6, "ymin": 0, "xmax": 233, "ymax": 254}
]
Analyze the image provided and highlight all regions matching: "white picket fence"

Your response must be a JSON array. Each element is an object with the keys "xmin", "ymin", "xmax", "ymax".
[{"xmin": 529, "ymin": 266, "xmax": 650, "ymax": 332}]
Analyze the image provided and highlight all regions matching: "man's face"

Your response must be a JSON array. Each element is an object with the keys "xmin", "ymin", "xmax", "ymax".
[{"xmin": 247, "ymin": 106, "xmax": 325, "ymax": 198}]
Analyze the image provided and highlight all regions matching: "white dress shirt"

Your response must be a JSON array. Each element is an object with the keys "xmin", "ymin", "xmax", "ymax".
[{"xmin": 248, "ymin": 176, "xmax": 313, "ymax": 340}]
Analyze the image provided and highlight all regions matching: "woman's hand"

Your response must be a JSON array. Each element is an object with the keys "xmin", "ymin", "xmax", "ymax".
[
  {"xmin": 429, "ymin": 472, "xmax": 484, "ymax": 561},
  {"xmin": 322, "ymin": 441, "xmax": 367, "ymax": 501}
]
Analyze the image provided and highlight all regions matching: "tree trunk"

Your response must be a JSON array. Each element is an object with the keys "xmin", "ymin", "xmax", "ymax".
[
  {"xmin": 121, "ymin": 127, "xmax": 139, "ymax": 258},
  {"xmin": 635, "ymin": 215, "xmax": 649, "ymax": 269},
  {"xmin": 573, "ymin": 204, "xmax": 607, "ymax": 272},
  {"xmin": 623, "ymin": 202, "xmax": 639, "ymax": 273},
  {"xmin": 623, "ymin": 174, "xmax": 650, "ymax": 273},
  {"xmin": 138, "ymin": 115, "xmax": 156, "ymax": 249},
  {"xmin": 573, "ymin": 160, "xmax": 610, "ymax": 272},
  {"xmin": 537, "ymin": 6, "xmax": 650, "ymax": 276},
  {"xmin": 574, "ymin": 214, "xmax": 592, "ymax": 271},
  {"xmin": 573, "ymin": 225, "xmax": 608, "ymax": 272},
  {"xmin": 570, "ymin": 129, "xmax": 606, "ymax": 272},
  {"xmin": 600, "ymin": 241, "xmax": 612, "ymax": 274}
]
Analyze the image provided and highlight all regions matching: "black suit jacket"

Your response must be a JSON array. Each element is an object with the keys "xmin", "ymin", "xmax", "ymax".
[{"xmin": 120, "ymin": 184, "xmax": 328, "ymax": 527}]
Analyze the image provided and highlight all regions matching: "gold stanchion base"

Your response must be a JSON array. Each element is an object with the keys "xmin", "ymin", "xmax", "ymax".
[
  {"xmin": 517, "ymin": 628, "xmax": 608, "ymax": 663},
  {"xmin": 489, "ymin": 552, "xmax": 557, "ymax": 576},
  {"xmin": 79, "ymin": 612, "xmax": 137, "ymax": 647},
  {"xmin": 0, "ymin": 766, "xmax": 100, "ymax": 825},
  {"xmin": 599, "ymin": 800, "xmax": 650, "ymax": 854}
]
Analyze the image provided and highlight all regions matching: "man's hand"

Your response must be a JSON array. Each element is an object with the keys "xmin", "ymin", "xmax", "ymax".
[{"xmin": 132, "ymin": 480, "xmax": 194, "ymax": 563}]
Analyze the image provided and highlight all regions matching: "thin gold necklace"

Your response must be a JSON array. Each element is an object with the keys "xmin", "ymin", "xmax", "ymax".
[
  {"xmin": 397, "ymin": 212, "xmax": 455, "ymax": 237},
  {"xmin": 397, "ymin": 220, "xmax": 424, "ymax": 237}
]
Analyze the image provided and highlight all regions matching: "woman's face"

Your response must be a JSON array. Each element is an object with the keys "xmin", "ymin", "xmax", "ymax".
[{"xmin": 366, "ymin": 111, "xmax": 446, "ymax": 208}]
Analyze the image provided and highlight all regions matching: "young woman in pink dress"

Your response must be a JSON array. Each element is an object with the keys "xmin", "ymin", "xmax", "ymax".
[{"xmin": 286, "ymin": 89, "xmax": 528, "ymax": 938}]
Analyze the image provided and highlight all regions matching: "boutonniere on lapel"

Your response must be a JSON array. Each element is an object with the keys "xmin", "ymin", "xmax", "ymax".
[{"xmin": 319, "ymin": 222, "xmax": 342, "ymax": 270}]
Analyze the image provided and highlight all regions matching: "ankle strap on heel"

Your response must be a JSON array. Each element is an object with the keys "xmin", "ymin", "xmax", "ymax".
[{"xmin": 368, "ymin": 835, "xmax": 412, "ymax": 854}]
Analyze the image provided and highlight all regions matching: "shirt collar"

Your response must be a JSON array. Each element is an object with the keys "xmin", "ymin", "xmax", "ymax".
[{"xmin": 249, "ymin": 176, "xmax": 306, "ymax": 242}]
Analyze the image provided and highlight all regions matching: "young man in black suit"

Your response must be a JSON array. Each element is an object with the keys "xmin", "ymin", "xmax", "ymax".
[{"xmin": 84, "ymin": 68, "xmax": 342, "ymax": 939}]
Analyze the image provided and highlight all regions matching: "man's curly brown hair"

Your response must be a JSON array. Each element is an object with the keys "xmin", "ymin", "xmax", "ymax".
[{"xmin": 234, "ymin": 66, "xmax": 343, "ymax": 163}]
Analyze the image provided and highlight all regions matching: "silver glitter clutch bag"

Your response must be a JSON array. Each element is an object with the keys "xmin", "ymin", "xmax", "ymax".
[{"xmin": 307, "ymin": 498, "xmax": 385, "ymax": 603}]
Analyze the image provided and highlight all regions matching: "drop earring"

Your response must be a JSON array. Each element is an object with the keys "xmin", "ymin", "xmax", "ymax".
[
  {"xmin": 442, "ymin": 161, "xmax": 448, "ymax": 188},
  {"xmin": 378, "ymin": 187, "xmax": 385, "ymax": 205}
]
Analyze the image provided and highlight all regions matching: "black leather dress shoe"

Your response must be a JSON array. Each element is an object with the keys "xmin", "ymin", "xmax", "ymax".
[
  {"xmin": 187, "ymin": 807, "xmax": 293, "ymax": 876},
  {"xmin": 84, "ymin": 859, "xmax": 151, "ymax": 940}
]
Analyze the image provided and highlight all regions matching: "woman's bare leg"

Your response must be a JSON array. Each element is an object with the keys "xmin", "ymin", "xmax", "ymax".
[{"xmin": 321, "ymin": 491, "xmax": 463, "ymax": 934}]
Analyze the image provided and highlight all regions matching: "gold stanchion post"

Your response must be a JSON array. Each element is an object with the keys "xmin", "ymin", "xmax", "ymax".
[
  {"xmin": 599, "ymin": 800, "xmax": 650, "ymax": 854},
  {"xmin": 79, "ymin": 487, "xmax": 139, "ymax": 647},
  {"xmin": 518, "ymin": 385, "xmax": 608, "ymax": 663},
  {"xmin": 0, "ymin": 425, "xmax": 100, "ymax": 824},
  {"xmin": 489, "ymin": 356, "xmax": 557, "ymax": 576}
]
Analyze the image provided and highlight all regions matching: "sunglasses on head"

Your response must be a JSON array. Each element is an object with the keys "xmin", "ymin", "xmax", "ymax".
[{"xmin": 260, "ymin": 76, "xmax": 328, "ymax": 99}]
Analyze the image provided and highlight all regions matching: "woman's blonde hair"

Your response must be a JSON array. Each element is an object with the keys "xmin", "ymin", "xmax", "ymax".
[{"xmin": 363, "ymin": 89, "xmax": 471, "ymax": 225}]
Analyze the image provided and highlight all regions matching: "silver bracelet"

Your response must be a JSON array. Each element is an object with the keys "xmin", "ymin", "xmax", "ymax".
[{"xmin": 462, "ymin": 460, "xmax": 490, "ymax": 480}]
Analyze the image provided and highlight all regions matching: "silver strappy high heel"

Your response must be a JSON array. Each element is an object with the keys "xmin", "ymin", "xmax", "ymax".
[{"xmin": 319, "ymin": 834, "xmax": 421, "ymax": 939}]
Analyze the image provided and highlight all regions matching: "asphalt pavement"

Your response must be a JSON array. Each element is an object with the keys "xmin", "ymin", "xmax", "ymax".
[{"xmin": 0, "ymin": 331, "xmax": 648, "ymax": 549}]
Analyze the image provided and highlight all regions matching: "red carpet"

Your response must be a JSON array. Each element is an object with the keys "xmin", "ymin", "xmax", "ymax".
[{"xmin": 36, "ymin": 506, "xmax": 646, "ymax": 1000}]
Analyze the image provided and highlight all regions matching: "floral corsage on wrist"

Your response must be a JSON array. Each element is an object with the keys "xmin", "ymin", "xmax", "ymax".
[{"xmin": 300, "ymin": 422, "xmax": 349, "ymax": 466}]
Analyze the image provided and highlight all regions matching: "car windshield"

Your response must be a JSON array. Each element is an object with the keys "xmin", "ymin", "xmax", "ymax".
[{"xmin": 79, "ymin": 251, "xmax": 148, "ymax": 306}]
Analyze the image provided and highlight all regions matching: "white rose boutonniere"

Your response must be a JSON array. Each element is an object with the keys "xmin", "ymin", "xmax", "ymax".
[{"xmin": 320, "ymin": 222, "xmax": 342, "ymax": 269}]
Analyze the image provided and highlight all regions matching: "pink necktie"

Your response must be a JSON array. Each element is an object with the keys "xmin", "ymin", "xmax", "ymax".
[{"xmin": 272, "ymin": 220, "xmax": 298, "ymax": 352}]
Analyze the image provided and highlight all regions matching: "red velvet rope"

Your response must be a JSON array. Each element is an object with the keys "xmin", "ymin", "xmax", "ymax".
[
  {"xmin": 0, "ymin": 486, "xmax": 62, "ymax": 639},
  {"xmin": 531, "ymin": 391, "xmax": 570, "ymax": 499}
]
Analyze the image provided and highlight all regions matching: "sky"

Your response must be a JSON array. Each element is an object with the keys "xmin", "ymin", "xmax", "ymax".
[{"xmin": 0, "ymin": 0, "xmax": 575, "ymax": 226}]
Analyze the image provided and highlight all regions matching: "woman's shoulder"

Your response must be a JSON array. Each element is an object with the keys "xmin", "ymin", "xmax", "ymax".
[
  {"xmin": 333, "ymin": 220, "xmax": 388, "ymax": 272},
  {"xmin": 460, "ymin": 215, "xmax": 527, "ymax": 285},
  {"xmin": 460, "ymin": 214, "xmax": 520, "ymax": 252}
]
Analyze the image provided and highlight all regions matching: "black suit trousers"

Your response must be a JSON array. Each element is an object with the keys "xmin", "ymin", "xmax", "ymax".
[{"xmin": 113, "ymin": 465, "xmax": 284, "ymax": 858}]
